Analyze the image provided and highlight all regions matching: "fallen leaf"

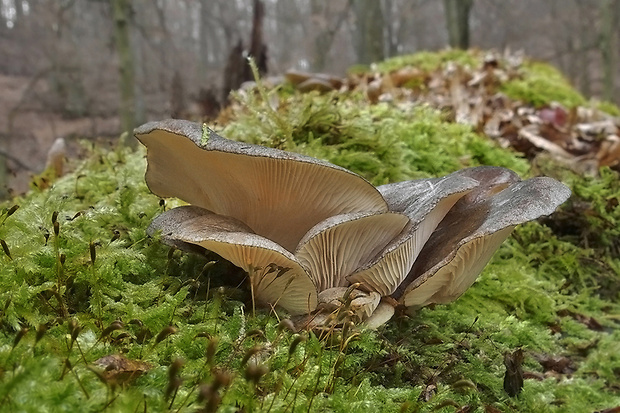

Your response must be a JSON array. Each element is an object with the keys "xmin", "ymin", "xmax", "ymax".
[
  {"xmin": 418, "ymin": 383, "xmax": 437, "ymax": 402},
  {"xmin": 557, "ymin": 309, "xmax": 604, "ymax": 331},
  {"xmin": 523, "ymin": 371, "xmax": 545, "ymax": 381},
  {"xmin": 536, "ymin": 354, "xmax": 576, "ymax": 374},
  {"xmin": 93, "ymin": 354, "xmax": 151, "ymax": 385},
  {"xmin": 282, "ymin": 51, "xmax": 620, "ymax": 174}
]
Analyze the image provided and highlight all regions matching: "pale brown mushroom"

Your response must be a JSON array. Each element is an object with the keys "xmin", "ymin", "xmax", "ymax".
[
  {"xmin": 363, "ymin": 302, "xmax": 396, "ymax": 329},
  {"xmin": 149, "ymin": 205, "xmax": 318, "ymax": 315},
  {"xmin": 317, "ymin": 287, "xmax": 381, "ymax": 322},
  {"xmin": 137, "ymin": 121, "xmax": 571, "ymax": 326},
  {"xmin": 135, "ymin": 120, "xmax": 387, "ymax": 252},
  {"xmin": 347, "ymin": 172, "xmax": 479, "ymax": 295}
]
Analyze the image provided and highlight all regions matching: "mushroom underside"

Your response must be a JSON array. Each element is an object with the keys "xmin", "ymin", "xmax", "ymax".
[
  {"xmin": 136, "ymin": 120, "xmax": 388, "ymax": 252},
  {"xmin": 148, "ymin": 205, "xmax": 318, "ymax": 315},
  {"xmin": 137, "ymin": 120, "xmax": 571, "ymax": 327},
  {"xmin": 394, "ymin": 175, "xmax": 572, "ymax": 307}
]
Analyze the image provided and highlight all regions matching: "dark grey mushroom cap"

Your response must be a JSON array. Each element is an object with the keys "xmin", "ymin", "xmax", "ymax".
[{"xmin": 395, "ymin": 173, "xmax": 571, "ymax": 308}]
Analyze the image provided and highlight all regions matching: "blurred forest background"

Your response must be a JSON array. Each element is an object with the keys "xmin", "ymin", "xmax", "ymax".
[{"xmin": 0, "ymin": 0, "xmax": 618, "ymax": 196}]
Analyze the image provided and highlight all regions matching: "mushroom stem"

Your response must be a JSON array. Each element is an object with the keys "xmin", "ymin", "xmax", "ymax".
[{"xmin": 248, "ymin": 266, "xmax": 258, "ymax": 317}]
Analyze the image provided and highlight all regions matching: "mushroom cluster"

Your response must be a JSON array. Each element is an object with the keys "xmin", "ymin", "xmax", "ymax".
[{"xmin": 135, "ymin": 119, "xmax": 570, "ymax": 328}]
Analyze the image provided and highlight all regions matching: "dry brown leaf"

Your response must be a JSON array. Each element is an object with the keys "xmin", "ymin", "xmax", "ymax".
[
  {"xmin": 536, "ymin": 354, "xmax": 576, "ymax": 375},
  {"xmin": 93, "ymin": 354, "xmax": 151, "ymax": 385},
  {"xmin": 503, "ymin": 348, "xmax": 524, "ymax": 397}
]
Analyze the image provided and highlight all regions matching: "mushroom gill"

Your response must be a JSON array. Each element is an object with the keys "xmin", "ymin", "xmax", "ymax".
[
  {"xmin": 135, "ymin": 120, "xmax": 387, "ymax": 252},
  {"xmin": 148, "ymin": 205, "xmax": 318, "ymax": 315},
  {"xmin": 394, "ymin": 174, "xmax": 572, "ymax": 308},
  {"xmin": 137, "ymin": 119, "xmax": 571, "ymax": 328}
]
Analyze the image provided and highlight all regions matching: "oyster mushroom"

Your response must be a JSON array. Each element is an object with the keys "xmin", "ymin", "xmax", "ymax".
[
  {"xmin": 393, "ymin": 168, "xmax": 572, "ymax": 309},
  {"xmin": 135, "ymin": 119, "xmax": 570, "ymax": 327},
  {"xmin": 135, "ymin": 120, "xmax": 387, "ymax": 253},
  {"xmin": 147, "ymin": 205, "xmax": 319, "ymax": 314}
]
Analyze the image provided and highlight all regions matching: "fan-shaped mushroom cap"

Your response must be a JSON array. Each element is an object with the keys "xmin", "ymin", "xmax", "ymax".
[
  {"xmin": 295, "ymin": 211, "xmax": 410, "ymax": 291},
  {"xmin": 449, "ymin": 166, "xmax": 521, "ymax": 203},
  {"xmin": 347, "ymin": 173, "xmax": 479, "ymax": 295},
  {"xmin": 148, "ymin": 205, "xmax": 317, "ymax": 315},
  {"xmin": 395, "ymin": 174, "xmax": 571, "ymax": 308},
  {"xmin": 135, "ymin": 120, "xmax": 388, "ymax": 252}
]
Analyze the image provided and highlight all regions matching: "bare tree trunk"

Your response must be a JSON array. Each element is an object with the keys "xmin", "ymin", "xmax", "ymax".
[
  {"xmin": 199, "ymin": 0, "xmax": 211, "ymax": 81},
  {"xmin": 112, "ymin": 0, "xmax": 137, "ymax": 147},
  {"xmin": 600, "ymin": 0, "xmax": 617, "ymax": 102},
  {"xmin": 274, "ymin": 0, "xmax": 297, "ymax": 67},
  {"xmin": 170, "ymin": 71, "xmax": 185, "ymax": 119},
  {"xmin": 577, "ymin": 4, "xmax": 592, "ymax": 97},
  {"xmin": 44, "ymin": 1, "xmax": 88, "ymax": 118},
  {"xmin": 311, "ymin": 0, "xmax": 329, "ymax": 71},
  {"xmin": 311, "ymin": 0, "xmax": 352, "ymax": 71},
  {"xmin": 132, "ymin": 0, "xmax": 146, "ymax": 127},
  {"xmin": 384, "ymin": 0, "xmax": 398, "ymax": 57},
  {"xmin": 222, "ymin": 41, "xmax": 245, "ymax": 103},
  {"xmin": 221, "ymin": 0, "xmax": 267, "ymax": 103},
  {"xmin": 443, "ymin": 0, "xmax": 473, "ymax": 49},
  {"xmin": 249, "ymin": 0, "xmax": 267, "ymax": 75},
  {"xmin": 0, "ymin": 148, "xmax": 7, "ymax": 199},
  {"xmin": 353, "ymin": 0, "xmax": 385, "ymax": 64}
]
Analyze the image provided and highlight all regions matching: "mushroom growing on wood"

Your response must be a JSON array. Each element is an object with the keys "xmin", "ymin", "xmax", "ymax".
[{"xmin": 135, "ymin": 119, "xmax": 571, "ymax": 328}]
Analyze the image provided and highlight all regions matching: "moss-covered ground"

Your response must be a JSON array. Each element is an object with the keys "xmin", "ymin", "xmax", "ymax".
[{"xmin": 0, "ymin": 51, "xmax": 619, "ymax": 412}]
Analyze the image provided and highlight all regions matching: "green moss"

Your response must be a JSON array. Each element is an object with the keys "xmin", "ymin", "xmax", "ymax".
[
  {"xmin": 593, "ymin": 100, "xmax": 620, "ymax": 116},
  {"xmin": 501, "ymin": 61, "xmax": 587, "ymax": 108},
  {"xmin": 223, "ymin": 91, "xmax": 529, "ymax": 185},
  {"xmin": 376, "ymin": 49, "xmax": 480, "ymax": 73},
  {"xmin": 346, "ymin": 64, "xmax": 371, "ymax": 75}
]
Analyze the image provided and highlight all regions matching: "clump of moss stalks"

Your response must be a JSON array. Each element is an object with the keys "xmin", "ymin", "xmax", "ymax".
[{"xmin": 1, "ymin": 52, "xmax": 619, "ymax": 412}]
